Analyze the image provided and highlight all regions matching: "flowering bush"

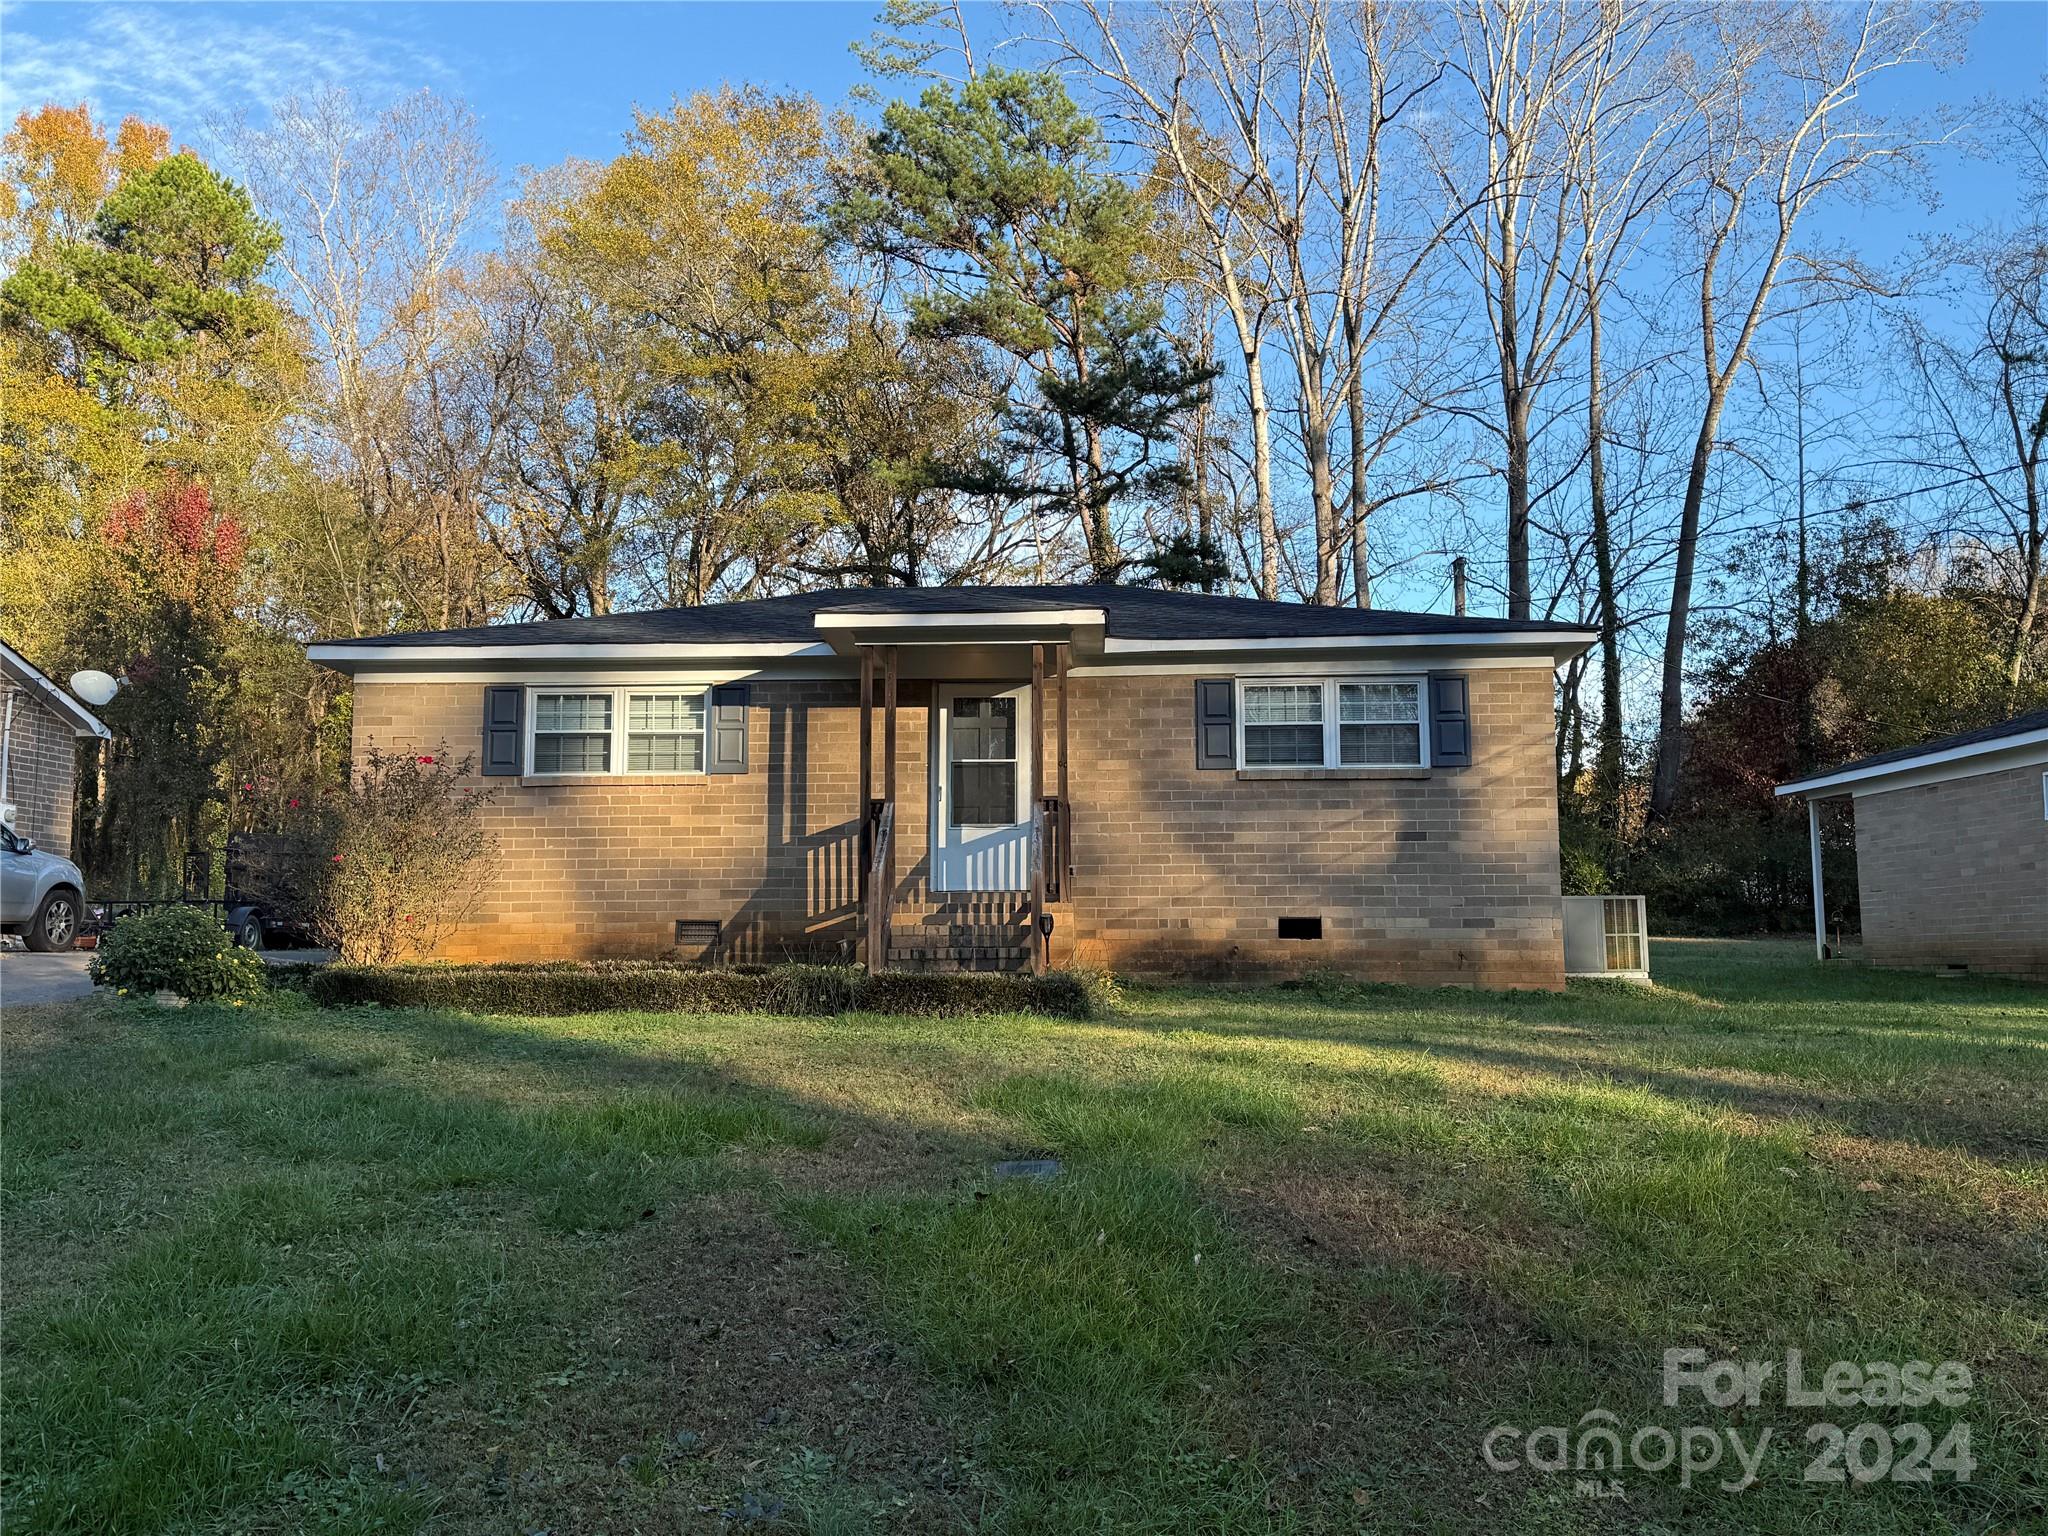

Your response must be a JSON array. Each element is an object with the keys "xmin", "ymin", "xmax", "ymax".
[
  {"xmin": 89, "ymin": 903, "xmax": 266, "ymax": 1002},
  {"xmin": 316, "ymin": 744, "xmax": 497, "ymax": 965}
]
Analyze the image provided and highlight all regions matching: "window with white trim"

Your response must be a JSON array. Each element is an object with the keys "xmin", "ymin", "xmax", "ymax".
[
  {"xmin": 528, "ymin": 686, "xmax": 711, "ymax": 776},
  {"xmin": 627, "ymin": 691, "xmax": 706, "ymax": 772},
  {"xmin": 532, "ymin": 692, "xmax": 613, "ymax": 774},
  {"xmin": 1338, "ymin": 681, "xmax": 1423, "ymax": 765},
  {"xmin": 1242, "ymin": 682, "xmax": 1325, "ymax": 766},
  {"xmin": 1239, "ymin": 678, "xmax": 1427, "ymax": 769}
]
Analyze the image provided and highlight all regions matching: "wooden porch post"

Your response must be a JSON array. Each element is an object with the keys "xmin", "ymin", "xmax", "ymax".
[
  {"xmin": 858, "ymin": 647, "xmax": 873, "ymax": 904},
  {"xmin": 1056, "ymin": 642, "xmax": 1070, "ymax": 896},
  {"xmin": 1030, "ymin": 643, "xmax": 1046, "ymax": 975},
  {"xmin": 883, "ymin": 643, "xmax": 898, "ymax": 923}
]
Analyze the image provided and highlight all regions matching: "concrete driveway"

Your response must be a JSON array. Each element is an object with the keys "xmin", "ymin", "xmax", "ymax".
[{"xmin": 1, "ymin": 948, "xmax": 334, "ymax": 1009}]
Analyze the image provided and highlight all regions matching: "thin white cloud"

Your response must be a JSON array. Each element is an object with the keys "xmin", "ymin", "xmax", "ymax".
[{"xmin": 0, "ymin": 3, "xmax": 455, "ymax": 138}]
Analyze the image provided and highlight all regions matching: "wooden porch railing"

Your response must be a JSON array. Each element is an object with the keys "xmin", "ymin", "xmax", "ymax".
[{"xmin": 864, "ymin": 799, "xmax": 894, "ymax": 973}]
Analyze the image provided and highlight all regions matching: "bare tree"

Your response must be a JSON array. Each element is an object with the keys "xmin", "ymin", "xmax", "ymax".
[
  {"xmin": 1899, "ymin": 103, "xmax": 2047, "ymax": 699},
  {"xmin": 1563, "ymin": 3, "xmax": 1693, "ymax": 856},
  {"xmin": 1647, "ymin": 1, "xmax": 1961, "ymax": 818},
  {"xmin": 1432, "ymin": 0, "xmax": 1605, "ymax": 622},
  {"xmin": 1044, "ymin": 0, "xmax": 1461, "ymax": 605},
  {"xmin": 1034, "ymin": 0, "xmax": 1286, "ymax": 595},
  {"xmin": 230, "ymin": 89, "xmax": 501, "ymax": 635}
]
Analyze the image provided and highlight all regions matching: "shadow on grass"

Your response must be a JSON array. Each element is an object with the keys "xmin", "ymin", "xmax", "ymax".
[
  {"xmin": 2, "ymin": 999, "xmax": 995, "ymax": 1535},
  {"xmin": 7, "ymin": 968, "xmax": 2045, "ymax": 1536}
]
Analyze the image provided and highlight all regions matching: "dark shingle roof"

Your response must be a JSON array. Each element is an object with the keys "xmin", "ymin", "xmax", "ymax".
[
  {"xmin": 315, "ymin": 584, "xmax": 1588, "ymax": 649},
  {"xmin": 1793, "ymin": 706, "xmax": 2048, "ymax": 783}
]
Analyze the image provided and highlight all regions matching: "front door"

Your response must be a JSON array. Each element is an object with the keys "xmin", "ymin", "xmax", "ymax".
[{"xmin": 931, "ymin": 683, "xmax": 1032, "ymax": 892}]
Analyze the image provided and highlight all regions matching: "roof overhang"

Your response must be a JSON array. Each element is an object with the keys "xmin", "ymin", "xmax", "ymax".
[
  {"xmin": 1099, "ymin": 629, "xmax": 1597, "ymax": 665},
  {"xmin": 812, "ymin": 607, "xmax": 1109, "ymax": 658},
  {"xmin": 308, "ymin": 640, "xmax": 836, "ymax": 675},
  {"xmin": 0, "ymin": 640, "xmax": 111, "ymax": 738},
  {"xmin": 1776, "ymin": 727, "xmax": 2048, "ymax": 799}
]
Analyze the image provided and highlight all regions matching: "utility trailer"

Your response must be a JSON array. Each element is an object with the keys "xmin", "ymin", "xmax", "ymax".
[{"xmin": 87, "ymin": 833, "xmax": 318, "ymax": 949}]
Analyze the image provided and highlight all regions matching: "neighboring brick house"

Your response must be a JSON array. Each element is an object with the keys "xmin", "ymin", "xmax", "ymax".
[
  {"xmin": 310, "ymin": 587, "xmax": 1592, "ymax": 988},
  {"xmin": 1, "ymin": 639, "xmax": 110, "ymax": 859},
  {"xmin": 1778, "ymin": 708, "xmax": 2048, "ymax": 982}
]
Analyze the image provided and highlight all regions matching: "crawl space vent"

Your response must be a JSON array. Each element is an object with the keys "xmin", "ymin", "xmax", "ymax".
[
  {"xmin": 674, "ymin": 918, "xmax": 723, "ymax": 959},
  {"xmin": 1277, "ymin": 916, "xmax": 1323, "ymax": 941}
]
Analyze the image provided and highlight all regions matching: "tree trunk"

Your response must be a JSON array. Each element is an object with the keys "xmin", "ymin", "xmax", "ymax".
[
  {"xmin": 1303, "ymin": 396, "xmax": 1336, "ymax": 605},
  {"xmin": 1247, "ymin": 348, "xmax": 1280, "ymax": 600},
  {"xmin": 1347, "ymin": 322, "xmax": 1371, "ymax": 609},
  {"xmin": 1649, "ymin": 399, "xmax": 1726, "ymax": 819},
  {"xmin": 1586, "ymin": 285, "xmax": 1624, "ymax": 872},
  {"xmin": 1505, "ymin": 387, "xmax": 1532, "ymax": 621},
  {"xmin": 1070, "ymin": 333, "xmax": 1117, "ymax": 581}
]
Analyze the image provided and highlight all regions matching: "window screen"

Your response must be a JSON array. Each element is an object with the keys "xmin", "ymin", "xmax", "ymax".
[
  {"xmin": 532, "ymin": 692, "xmax": 612, "ymax": 773},
  {"xmin": 1242, "ymin": 684, "xmax": 1324, "ymax": 766},
  {"xmin": 627, "ymin": 691, "xmax": 706, "ymax": 772},
  {"xmin": 1338, "ymin": 682, "xmax": 1423, "ymax": 766}
]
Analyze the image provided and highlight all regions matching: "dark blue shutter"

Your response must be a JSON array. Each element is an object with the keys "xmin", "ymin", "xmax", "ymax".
[
  {"xmin": 1195, "ymin": 679, "xmax": 1234, "ymax": 770},
  {"xmin": 1429, "ymin": 674, "xmax": 1471, "ymax": 766},
  {"xmin": 482, "ymin": 685, "xmax": 523, "ymax": 776},
  {"xmin": 708, "ymin": 684, "xmax": 750, "ymax": 773}
]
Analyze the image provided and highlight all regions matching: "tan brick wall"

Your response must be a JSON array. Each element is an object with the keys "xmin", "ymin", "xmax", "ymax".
[
  {"xmin": 2, "ymin": 684, "xmax": 78, "ymax": 859},
  {"xmin": 1057, "ymin": 669, "xmax": 1564, "ymax": 988},
  {"xmin": 351, "ymin": 666, "xmax": 1566, "ymax": 987},
  {"xmin": 1853, "ymin": 760, "xmax": 2048, "ymax": 981}
]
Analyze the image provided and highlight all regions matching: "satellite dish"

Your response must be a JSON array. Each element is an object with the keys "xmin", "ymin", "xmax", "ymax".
[{"xmin": 70, "ymin": 670, "xmax": 120, "ymax": 707}]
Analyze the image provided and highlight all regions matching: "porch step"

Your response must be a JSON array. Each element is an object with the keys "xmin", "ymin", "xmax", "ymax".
[{"xmin": 887, "ymin": 943, "xmax": 1031, "ymax": 973}]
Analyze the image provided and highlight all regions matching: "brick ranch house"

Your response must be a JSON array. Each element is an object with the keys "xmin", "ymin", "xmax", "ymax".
[
  {"xmin": 1779, "ymin": 706, "xmax": 2048, "ymax": 982},
  {"xmin": 2, "ymin": 638, "xmax": 110, "ymax": 858},
  {"xmin": 309, "ymin": 587, "xmax": 1594, "ymax": 988}
]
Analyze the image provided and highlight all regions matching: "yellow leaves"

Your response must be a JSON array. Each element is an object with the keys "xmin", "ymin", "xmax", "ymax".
[
  {"xmin": 2, "ymin": 101, "xmax": 172, "ymax": 260},
  {"xmin": 113, "ymin": 118, "xmax": 170, "ymax": 182}
]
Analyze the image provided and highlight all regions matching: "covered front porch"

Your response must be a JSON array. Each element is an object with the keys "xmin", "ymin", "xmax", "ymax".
[{"xmin": 814, "ymin": 606, "xmax": 1104, "ymax": 975}]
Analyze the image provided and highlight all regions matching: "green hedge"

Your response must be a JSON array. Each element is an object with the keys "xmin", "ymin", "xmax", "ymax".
[{"xmin": 303, "ymin": 960, "xmax": 1095, "ymax": 1020}]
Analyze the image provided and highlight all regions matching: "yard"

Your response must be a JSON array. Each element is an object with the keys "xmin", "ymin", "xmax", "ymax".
[{"xmin": 3, "ymin": 941, "xmax": 2043, "ymax": 1535}]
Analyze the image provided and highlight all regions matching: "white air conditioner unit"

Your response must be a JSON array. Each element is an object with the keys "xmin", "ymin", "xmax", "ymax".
[{"xmin": 1563, "ymin": 895, "xmax": 1649, "ymax": 980}]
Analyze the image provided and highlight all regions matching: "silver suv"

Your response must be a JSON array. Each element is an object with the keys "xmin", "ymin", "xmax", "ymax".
[{"xmin": 0, "ymin": 826, "xmax": 84, "ymax": 951}]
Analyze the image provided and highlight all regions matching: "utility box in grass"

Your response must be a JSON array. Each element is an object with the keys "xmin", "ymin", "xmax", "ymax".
[{"xmin": 1563, "ymin": 895, "xmax": 1649, "ymax": 980}]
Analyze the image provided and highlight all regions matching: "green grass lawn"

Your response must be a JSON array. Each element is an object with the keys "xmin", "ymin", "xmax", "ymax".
[{"xmin": 4, "ymin": 940, "xmax": 2044, "ymax": 1534}]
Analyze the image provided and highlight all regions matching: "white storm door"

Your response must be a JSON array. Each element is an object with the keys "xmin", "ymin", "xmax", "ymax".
[{"xmin": 931, "ymin": 683, "xmax": 1032, "ymax": 892}]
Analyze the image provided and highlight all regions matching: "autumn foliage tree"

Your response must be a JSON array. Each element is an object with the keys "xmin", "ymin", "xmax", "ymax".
[{"xmin": 71, "ymin": 477, "xmax": 249, "ymax": 894}]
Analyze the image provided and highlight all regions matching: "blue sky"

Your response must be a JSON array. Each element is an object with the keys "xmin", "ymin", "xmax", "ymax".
[
  {"xmin": 4, "ymin": 1, "xmax": 2040, "ymax": 224},
  {"xmin": 2, "ymin": 0, "xmax": 2041, "ymax": 619}
]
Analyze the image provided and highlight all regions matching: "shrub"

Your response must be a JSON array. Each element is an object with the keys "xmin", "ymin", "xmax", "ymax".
[
  {"xmin": 318, "ymin": 744, "xmax": 498, "ymax": 965},
  {"xmin": 89, "ymin": 904, "xmax": 267, "ymax": 1002},
  {"xmin": 304, "ymin": 961, "xmax": 1096, "ymax": 1020}
]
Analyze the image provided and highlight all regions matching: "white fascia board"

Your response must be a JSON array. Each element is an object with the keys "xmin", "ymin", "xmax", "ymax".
[
  {"xmin": 1775, "ymin": 728, "xmax": 2048, "ymax": 798},
  {"xmin": 0, "ymin": 639, "xmax": 112, "ymax": 738},
  {"xmin": 1101, "ymin": 631, "xmax": 1595, "ymax": 654},
  {"xmin": 811, "ymin": 608, "xmax": 1108, "ymax": 631},
  {"xmin": 1070, "ymin": 654, "xmax": 1553, "ymax": 677},
  {"xmin": 1100, "ymin": 631, "xmax": 1595, "ymax": 670},
  {"xmin": 308, "ymin": 641, "xmax": 835, "ymax": 672}
]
